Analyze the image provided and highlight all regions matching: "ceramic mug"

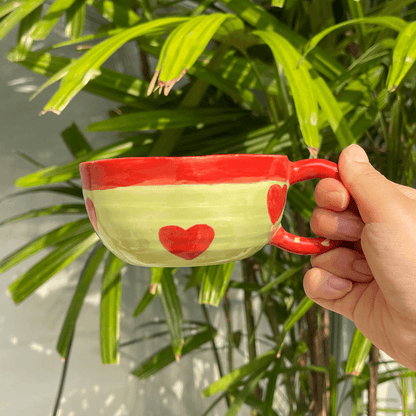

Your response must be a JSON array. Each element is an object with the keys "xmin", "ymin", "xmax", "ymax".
[{"xmin": 80, "ymin": 154, "xmax": 344, "ymax": 267}]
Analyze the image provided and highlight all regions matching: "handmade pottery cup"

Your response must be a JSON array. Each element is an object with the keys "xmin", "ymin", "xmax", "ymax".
[{"xmin": 80, "ymin": 154, "xmax": 345, "ymax": 267}]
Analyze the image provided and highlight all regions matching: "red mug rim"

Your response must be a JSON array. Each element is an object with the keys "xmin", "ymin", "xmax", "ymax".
[{"xmin": 79, "ymin": 154, "xmax": 289, "ymax": 190}]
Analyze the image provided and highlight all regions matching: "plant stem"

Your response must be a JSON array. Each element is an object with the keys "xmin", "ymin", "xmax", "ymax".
[
  {"xmin": 52, "ymin": 330, "xmax": 74, "ymax": 416},
  {"xmin": 297, "ymin": 207, "xmax": 326, "ymax": 413},
  {"xmin": 243, "ymin": 50, "xmax": 279, "ymax": 127},
  {"xmin": 298, "ymin": 316, "xmax": 309, "ymax": 408},
  {"xmin": 412, "ymin": 371, "xmax": 416, "ymax": 415},
  {"xmin": 136, "ymin": 0, "xmax": 152, "ymax": 21},
  {"xmin": 261, "ymin": 296, "xmax": 281, "ymax": 342},
  {"xmin": 243, "ymin": 260, "xmax": 257, "ymax": 362},
  {"xmin": 250, "ymin": 255, "xmax": 280, "ymax": 343},
  {"xmin": 368, "ymin": 345, "xmax": 379, "ymax": 416},
  {"xmin": 223, "ymin": 288, "xmax": 233, "ymax": 373},
  {"xmin": 322, "ymin": 308, "xmax": 330, "ymax": 413},
  {"xmin": 139, "ymin": 48, "xmax": 151, "ymax": 82},
  {"xmin": 295, "ymin": 206, "xmax": 328, "ymax": 415},
  {"xmin": 243, "ymin": 258, "xmax": 263, "ymax": 416},
  {"xmin": 190, "ymin": 0, "xmax": 217, "ymax": 16},
  {"xmin": 351, "ymin": 376, "xmax": 362, "ymax": 416},
  {"xmin": 198, "ymin": 288, "xmax": 231, "ymax": 408},
  {"xmin": 274, "ymin": 62, "xmax": 306, "ymax": 159},
  {"xmin": 306, "ymin": 304, "xmax": 327, "ymax": 416}
]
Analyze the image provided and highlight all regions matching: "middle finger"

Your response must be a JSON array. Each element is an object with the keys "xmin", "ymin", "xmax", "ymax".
[{"xmin": 310, "ymin": 207, "xmax": 364, "ymax": 241}]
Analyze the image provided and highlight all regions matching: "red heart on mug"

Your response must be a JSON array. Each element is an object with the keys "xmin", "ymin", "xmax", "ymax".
[
  {"xmin": 159, "ymin": 224, "xmax": 215, "ymax": 260},
  {"xmin": 86, "ymin": 197, "xmax": 98, "ymax": 232},
  {"xmin": 267, "ymin": 184, "xmax": 287, "ymax": 224}
]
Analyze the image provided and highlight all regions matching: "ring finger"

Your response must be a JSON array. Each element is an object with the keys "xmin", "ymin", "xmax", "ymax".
[
  {"xmin": 311, "ymin": 207, "xmax": 365, "ymax": 241},
  {"xmin": 310, "ymin": 247, "xmax": 373, "ymax": 283}
]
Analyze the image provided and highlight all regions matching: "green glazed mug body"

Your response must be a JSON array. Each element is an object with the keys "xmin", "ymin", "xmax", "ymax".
[{"xmin": 80, "ymin": 154, "xmax": 343, "ymax": 267}]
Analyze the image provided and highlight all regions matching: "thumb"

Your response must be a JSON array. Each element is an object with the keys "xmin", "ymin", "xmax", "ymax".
[{"xmin": 338, "ymin": 144, "xmax": 406, "ymax": 224}]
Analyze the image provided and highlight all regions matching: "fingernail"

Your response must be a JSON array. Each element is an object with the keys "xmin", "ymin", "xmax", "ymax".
[
  {"xmin": 352, "ymin": 258, "xmax": 372, "ymax": 275},
  {"xmin": 348, "ymin": 144, "xmax": 369, "ymax": 163},
  {"xmin": 327, "ymin": 275, "xmax": 352, "ymax": 292},
  {"xmin": 329, "ymin": 191, "xmax": 346, "ymax": 208}
]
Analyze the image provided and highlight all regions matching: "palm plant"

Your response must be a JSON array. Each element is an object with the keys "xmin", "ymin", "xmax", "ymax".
[{"xmin": 1, "ymin": 0, "xmax": 416, "ymax": 414}]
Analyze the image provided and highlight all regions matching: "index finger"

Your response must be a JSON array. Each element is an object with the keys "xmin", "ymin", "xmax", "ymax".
[{"xmin": 314, "ymin": 178, "xmax": 351, "ymax": 212}]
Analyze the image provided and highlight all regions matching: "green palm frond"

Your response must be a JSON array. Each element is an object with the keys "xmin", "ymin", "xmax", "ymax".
[
  {"xmin": 100, "ymin": 252, "xmax": 125, "ymax": 364},
  {"xmin": 9, "ymin": 231, "xmax": 99, "ymax": 304}
]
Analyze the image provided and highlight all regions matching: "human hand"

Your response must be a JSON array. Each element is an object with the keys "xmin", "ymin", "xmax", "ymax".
[{"xmin": 303, "ymin": 144, "xmax": 416, "ymax": 371}]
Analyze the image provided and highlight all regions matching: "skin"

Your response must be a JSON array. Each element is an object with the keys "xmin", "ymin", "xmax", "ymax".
[{"xmin": 303, "ymin": 144, "xmax": 416, "ymax": 371}]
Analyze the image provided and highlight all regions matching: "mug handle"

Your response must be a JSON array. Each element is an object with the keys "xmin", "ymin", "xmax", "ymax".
[{"xmin": 269, "ymin": 159, "xmax": 345, "ymax": 255}]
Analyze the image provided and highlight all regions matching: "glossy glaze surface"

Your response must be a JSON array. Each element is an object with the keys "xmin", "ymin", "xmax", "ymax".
[
  {"xmin": 80, "ymin": 154, "xmax": 288, "ymax": 189},
  {"xmin": 80, "ymin": 154, "xmax": 342, "ymax": 266},
  {"xmin": 82, "ymin": 180, "xmax": 286, "ymax": 267}
]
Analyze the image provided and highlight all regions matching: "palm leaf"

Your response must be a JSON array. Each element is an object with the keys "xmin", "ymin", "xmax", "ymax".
[
  {"xmin": 148, "ymin": 14, "xmax": 243, "ymax": 95},
  {"xmin": 311, "ymin": 71, "xmax": 356, "ymax": 148},
  {"xmin": 302, "ymin": 16, "xmax": 407, "ymax": 61},
  {"xmin": 258, "ymin": 259, "xmax": 310, "ymax": 294},
  {"xmin": 8, "ymin": 230, "xmax": 98, "ymax": 304},
  {"xmin": 212, "ymin": 12, "xmax": 256, "ymax": 51},
  {"xmin": 159, "ymin": 269, "xmax": 183, "ymax": 361},
  {"xmin": 282, "ymin": 297, "xmax": 314, "ymax": 334},
  {"xmin": 14, "ymin": 137, "xmax": 149, "ymax": 188},
  {"xmin": 61, "ymin": 123, "xmax": 92, "ymax": 158},
  {"xmin": 41, "ymin": 17, "xmax": 188, "ymax": 114},
  {"xmin": 185, "ymin": 56, "xmax": 265, "ymax": 114},
  {"xmin": 87, "ymin": 108, "xmax": 247, "ymax": 132},
  {"xmin": 7, "ymin": 3, "xmax": 42, "ymax": 62},
  {"xmin": 151, "ymin": 267, "xmax": 171, "ymax": 285},
  {"xmin": 0, "ymin": 203, "xmax": 86, "ymax": 226},
  {"xmin": 47, "ymin": 26, "xmax": 125, "ymax": 49},
  {"xmin": 346, "ymin": 0, "xmax": 366, "ymax": 47},
  {"xmin": 264, "ymin": 361, "xmax": 280, "ymax": 416},
  {"xmin": 276, "ymin": 297, "xmax": 315, "ymax": 355},
  {"xmin": 217, "ymin": 0, "xmax": 345, "ymax": 80},
  {"xmin": 0, "ymin": 186, "xmax": 83, "ymax": 203},
  {"xmin": 65, "ymin": 0, "xmax": 86, "ymax": 39},
  {"xmin": 335, "ymin": 65, "xmax": 385, "ymax": 113},
  {"xmin": 0, "ymin": 218, "xmax": 92, "ymax": 274},
  {"xmin": 18, "ymin": 51, "xmax": 172, "ymax": 109},
  {"xmin": 225, "ymin": 368, "xmax": 268, "ymax": 416},
  {"xmin": 90, "ymin": 0, "xmax": 141, "ymax": 27},
  {"xmin": 100, "ymin": 253, "xmax": 125, "ymax": 364},
  {"xmin": 131, "ymin": 327, "xmax": 217, "ymax": 380},
  {"xmin": 132, "ymin": 286, "xmax": 157, "ymax": 317},
  {"xmin": 57, "ymin": 243, "xmax": 107, "ymax": 358},
  {"xmin": 199, "ymin": 263, "xmax": 235, "ymax": 307},
  {"xmin": 329, "ymin": 355, "xmax": 338, "ymax": 415},
  {"xmin": 254, "ymin": 30, "xmax": 320, "ymax": 150},
  {"xmin": 370, "ymin": 0, "xmax": 416, "ymax": 16},
  {"xmin": 23, "ymin": 44, "xmax": 261, "ymax": 115},
  {"xmin": 387, "ymin": 21, "xmax": 416, "ymax": 91},
  {"xmin": 31, "ymin": 0, "xmax": 78, "ymax": 40},
  {"xmin": 0, "ymin": 1, "xmax": 21, "ymax": 19},
  {"xmin": 0, "ymin": 0, "xmax": 44, "ymax": 41},
  {"xmin": 345, "ymin": 328, "xmax": 373, "ymax": 376},
  {"xmin": 202, "ymin": 347, "xmax": 279, "ymax": 397}
]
